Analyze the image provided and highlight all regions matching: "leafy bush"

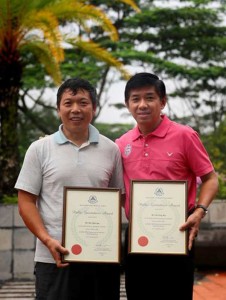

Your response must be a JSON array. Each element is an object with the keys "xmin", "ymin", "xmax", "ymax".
[
  {"xmin": 2, "ymin": 194, "xmax": 18, "ymax": 204},
  {"xmin": 217, "ymin": 174, "xmax": 226, "ymax": 200}
]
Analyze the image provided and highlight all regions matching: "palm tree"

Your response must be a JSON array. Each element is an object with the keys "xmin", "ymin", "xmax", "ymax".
[{"xmin": 0, "ymin": 0, "xmax": 139, "ymax": 199}]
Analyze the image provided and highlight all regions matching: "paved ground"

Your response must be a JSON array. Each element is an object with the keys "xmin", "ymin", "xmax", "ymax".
[
  {"xmin": 0, "ymin": 275, "xmax": 126, "ymax": 300},
  {"xmin": 0, "ymin": 280, "xmax": 35, "ymax": 300},
  {"xmin": 193, "ymin": 269, "xmax": 226, "ymax": 300},
  {"xmin": 1, "ymin": 269, "xmax": 226, "ymax": 299}
]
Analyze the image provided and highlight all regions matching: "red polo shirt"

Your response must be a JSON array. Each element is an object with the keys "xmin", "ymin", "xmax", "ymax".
[{"xmin": 116, "ymin": 115, "xmax": 214, "ymax": 219}]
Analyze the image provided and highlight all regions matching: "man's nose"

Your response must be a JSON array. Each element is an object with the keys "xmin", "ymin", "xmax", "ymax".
[
  {"xmin": 71, "ymin": 103, "xmax": 81, "ymax": 112},
  {"xmin": 138, "ymin": 99, "xmax": 148, "ymax": 108}
]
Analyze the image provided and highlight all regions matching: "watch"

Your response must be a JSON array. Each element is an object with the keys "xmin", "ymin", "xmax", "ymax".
[{"xmin": 195, "ymin": 204, "xmax": 208, "ymax": 217}]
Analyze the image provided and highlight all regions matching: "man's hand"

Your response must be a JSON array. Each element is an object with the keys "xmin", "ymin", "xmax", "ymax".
[
  {"xmin": 45, "ymin": 238, "xmax": 70, "ymax": 268},
  {"xmin": 179, "ymin": 209, "xmax": 203, "ymax": 251}
]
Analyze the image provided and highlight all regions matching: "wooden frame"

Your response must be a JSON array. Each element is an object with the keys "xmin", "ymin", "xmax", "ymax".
[
  {"xmin": 62, "ymin": 186, "xmax": 121, "ymax": 263},
  {"xmin": 129, "ymin": 180, "xmax": 188, "ymax": 255}
]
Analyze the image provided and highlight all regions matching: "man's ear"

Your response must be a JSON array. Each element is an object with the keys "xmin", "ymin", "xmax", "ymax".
[{"xmin": 160, "ymin": 97, "xmax": 167, "ymax": 109}]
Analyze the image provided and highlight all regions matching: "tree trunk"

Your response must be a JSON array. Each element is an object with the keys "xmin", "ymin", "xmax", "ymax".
[{"xmin": 0, "ymin": 52, "xmax": 22, "ymax": 200}]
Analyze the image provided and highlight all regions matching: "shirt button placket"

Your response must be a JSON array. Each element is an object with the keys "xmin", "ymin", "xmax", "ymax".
[{"xmin": 144, "ymin": 141, "xmax": 149, "ymax": 157}]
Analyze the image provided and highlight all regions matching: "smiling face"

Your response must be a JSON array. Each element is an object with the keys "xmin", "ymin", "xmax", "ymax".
[
  {"xmin": 57, "ymin": 88, "xmax": 96, "ymax": 143},
  {"xmin": 126, "ymin": 86, "xmax": 166, "ymax": 135}
]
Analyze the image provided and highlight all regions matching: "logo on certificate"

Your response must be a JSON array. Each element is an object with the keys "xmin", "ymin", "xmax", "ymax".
[
  {"xmin": 88, "ymin": 195, "xmax": 97, "ymax": 204},
  {"xmin": 154, "ymin": 187, "xmax": 164, "ymax": 197}
]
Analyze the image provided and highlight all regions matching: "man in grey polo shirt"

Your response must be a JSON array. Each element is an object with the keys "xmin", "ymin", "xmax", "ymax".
[{"xmin": 15, "ymin": 78, "xmax": 125, "ymax": 300}]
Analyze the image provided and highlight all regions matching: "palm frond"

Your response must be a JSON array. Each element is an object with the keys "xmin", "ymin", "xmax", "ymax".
[
  {"xmin": 68, "ymin": 37, "xmax": 131, "ymax": 79},
  {"xmin": 50, "ymin": 1, "xmax": 119, "ymax": 41},
  {"xmin": 20, "ymin": 41, "xmax": 62, "ymax": 84},
  {"xmin": 117, "ymin": 0, "xmax": 141, "ymax": 12},
  {"xmin": 23, "ymin": 10, "xmax": 64, "ymax": 62}
]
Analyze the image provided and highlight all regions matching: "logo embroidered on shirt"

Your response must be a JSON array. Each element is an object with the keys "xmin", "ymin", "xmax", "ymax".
[
  {"xmin": 167, "ymin": 152, "xmax": 173, "ymax": 157},
  {"xmin": 124, "ymin": 144, "xmax": 132, "ymax": 156}
]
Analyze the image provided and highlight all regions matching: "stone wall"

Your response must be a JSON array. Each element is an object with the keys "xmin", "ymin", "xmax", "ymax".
[
  {"xmin": 195, "ymin": 200, "xmax": 226, "ymax": 267},
  {"xmin": 0, "ymin": 205, "xmax": 35, "ymax": 281}
]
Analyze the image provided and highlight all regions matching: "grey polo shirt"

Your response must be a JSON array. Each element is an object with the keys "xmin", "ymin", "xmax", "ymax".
[{"xmin": 15, "ymin": 124, "xmax": 124, "ymax": 263}]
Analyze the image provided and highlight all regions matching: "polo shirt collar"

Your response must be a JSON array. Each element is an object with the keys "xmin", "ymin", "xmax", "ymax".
[
  {"xmin": 131, "ymin": 114, "xmax": 171, "ymax": 141},
  {"xmin": 54, "ymin": 124, "xmax": 99, "ymax": 144}
]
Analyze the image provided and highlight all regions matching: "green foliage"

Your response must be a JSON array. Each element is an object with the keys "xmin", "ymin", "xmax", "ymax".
[
  {"xmin": 200, "ymin": 116, "xmax": 226, "ymax": 199},
  {"xmin": 217, "ymin": 174, "xmax": 226, "ymax": 200},
  {"xmin": 2, "ymin": 195, "xmax": 18, "ymax": 204},
  {"xmin": 20, "ymin": 0, "xmax": 226, "ymax": 135},
  {"xmin": 18, "ymin": 107, "xmax": 60, "ymax": 161},
  {"xmin": 95, "ymin": 122, "xmax": 134, "ymax": 141},
  {"xmin": 60, "ymin": 49, "xmax": 105, "ymax": 87},
  {"xmin": 201, "ymin": 117, "xmax": 226, "ymax": 175},
  {"xmin": 111, "ymin": 0, "xmax": 226, "ymax": 132}
]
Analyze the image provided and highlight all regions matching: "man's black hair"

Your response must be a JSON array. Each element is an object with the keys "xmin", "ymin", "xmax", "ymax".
[
  {"xmin": 56, "ymin": 78, "xmax": 97, "ymax": 108},
  {"xmin": 124, "ymin": 72, "xmax": 166, "ymax": 102}
]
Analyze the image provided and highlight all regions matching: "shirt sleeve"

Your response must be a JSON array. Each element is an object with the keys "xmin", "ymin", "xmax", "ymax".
[{"xmin": 14, "ymin": 142, "xmax": 42, "ymax": 195}]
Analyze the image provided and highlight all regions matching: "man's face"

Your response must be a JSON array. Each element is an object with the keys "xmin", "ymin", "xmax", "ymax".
[
  {"xmin": 57, "ymin": 88, "xmax": 96, "ymax": 138},
  {"xmin": 126, "ymin": 86, "xmax": 166, "ymax": 133}
]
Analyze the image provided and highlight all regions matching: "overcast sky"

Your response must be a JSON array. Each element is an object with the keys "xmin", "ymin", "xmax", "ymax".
[{"xmin": 95, "ymin": 80, "xmax": 135, "ymax": 124}]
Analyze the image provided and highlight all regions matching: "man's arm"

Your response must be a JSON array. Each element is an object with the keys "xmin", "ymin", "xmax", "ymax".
[
  {"xmin": 18, "ymin": 190, "xmax": 69, "ymax": 267},
  {"xmin": 180, "ymin": 171, "xmax": 219, "ymax": 250}
]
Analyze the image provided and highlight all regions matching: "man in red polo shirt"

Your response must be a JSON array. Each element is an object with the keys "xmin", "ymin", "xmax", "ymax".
[{"xmin": 116, "ymin": 72, "xmax": 218, "ymax": 300}]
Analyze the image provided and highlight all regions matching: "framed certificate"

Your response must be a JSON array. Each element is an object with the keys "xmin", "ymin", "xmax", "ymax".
[
  {"xmin": 129, "ymin": 180, "xmax": 188, "ymax": 255},
  {"xmin": 62, "ymin": 186, "xmax": 121, "ymax": 263}
]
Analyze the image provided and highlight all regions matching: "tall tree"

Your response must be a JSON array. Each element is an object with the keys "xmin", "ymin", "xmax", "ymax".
[
  {"xmin": 61, "ymin": 0, "xmax": 225, "ymax": 133},
  {"xmin": 18, "ymin": 0, "xmax": 226, "ymax": 131},
  {"xmin": 111, "ymin": 0, "xmax": 226, "ymax": 132},
  {"xmin": 0, "ymin": 0, "xmax": 139, "ymax": 199},
  {"xmin": 82, "ymin": 0, "xmax": 226, "ymax": 179}
]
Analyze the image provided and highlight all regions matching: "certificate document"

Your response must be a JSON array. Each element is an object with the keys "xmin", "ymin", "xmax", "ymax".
[
  {"xmin": 62, "ymin": 187, "xmax": 121, "ymax": 263},
  {"xmin": 129, "ymin": 180, "xmax": 188, "ymax": 255}
]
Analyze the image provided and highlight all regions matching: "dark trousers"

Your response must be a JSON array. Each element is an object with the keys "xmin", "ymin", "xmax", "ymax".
[
  {"xmin": 35, "ymin": 262, "xmax": 120, "ymax": 300},
  {"xmin": 124, "ymin": 227, "xmax": 195, "ymax": 300}
]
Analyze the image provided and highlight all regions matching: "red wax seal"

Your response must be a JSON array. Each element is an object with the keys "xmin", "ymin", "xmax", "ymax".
[
  {"xmin": 71, "ymin": 244, "xmax": 82, "ymax": 255},
  {"xmin": 138, "ymin": 236, "xmax": 149, "ymax": 247}
]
